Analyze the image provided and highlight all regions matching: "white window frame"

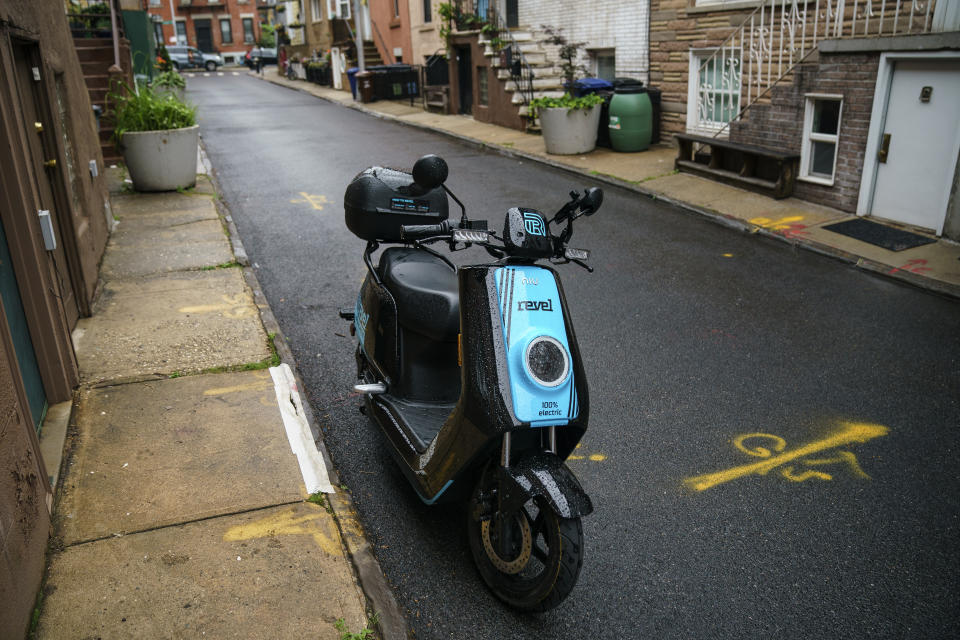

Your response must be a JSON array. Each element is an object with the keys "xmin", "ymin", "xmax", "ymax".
[
  {"xmin": 686, "ymin": 48, "xmax": 742, "ymax": 137},
  {"xmin": 311, "ymin": 0, "xmax": 323, "ymax": 22},
  {"xmin": 241, "ymin": 16, "xmax": 256, "ymax": 44},
  {"xmin": 327, "ymin": 0, "xmax": 351, "ymax": 19},
  {"xmin": 799, "ymin": 93, "xmax": 843, "ymax": 186}
]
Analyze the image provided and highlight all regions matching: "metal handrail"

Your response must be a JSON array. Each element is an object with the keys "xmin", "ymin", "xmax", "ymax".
[
  {"xmin": 484, "ymin": 7, "xmax": 534, "ymax": 107},
  {"xmin": 693, "ymin": 0, "xmax": 939, "ymax": 139},
  {"xmin": 370, "ymin": 19, "xmax": 394, "ymax": 64}
]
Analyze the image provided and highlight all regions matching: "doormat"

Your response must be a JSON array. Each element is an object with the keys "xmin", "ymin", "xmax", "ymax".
[{"xmin": 822, "ymin": 218, "xmax": 936, "ymax": 252}]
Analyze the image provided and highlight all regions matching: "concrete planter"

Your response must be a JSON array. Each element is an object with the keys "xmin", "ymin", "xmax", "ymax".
[
  {"xmin": 539, "ymin": 104, "xmax": 601, "ymax": 155},
  {"xmin": 122, "ymin": 125, "xmax": 199, "ymax": 192}
]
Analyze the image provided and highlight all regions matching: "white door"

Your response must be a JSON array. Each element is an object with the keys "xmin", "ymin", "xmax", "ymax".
[{"xmin": 870, "ymin": 60, "xmax": 960, "ymax": 233}]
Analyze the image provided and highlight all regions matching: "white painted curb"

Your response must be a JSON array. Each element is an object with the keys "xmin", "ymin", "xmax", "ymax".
[{"xmin": 270, "ymin": 363, "xmax": 335, "ymax": 494}]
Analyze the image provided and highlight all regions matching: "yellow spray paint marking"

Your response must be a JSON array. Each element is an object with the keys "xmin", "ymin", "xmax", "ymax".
[
  {"xmin": 683, "ymin": 422, "xmax": 889, "ymax": 492},
  {"xmin": 722, "ymin": 253, "xmax": 734, "ymax": 258},
  {"xmin": 179, "ymin": 294, "xmax": 255, "ymax": 318},
  {"xmin": 203, "ymin": 373, "xmax": 273, "ymax": 396},
  {"xmin": 568, "ymin": 443, "xmax": 607, "ymax": 462},
  {"xmin": 223, "ymin": 505, "xmax": 342, "ymax": 556},
  {"xmin": 290, "ymin": 192, "xmax": 330, "ymax": 211}
]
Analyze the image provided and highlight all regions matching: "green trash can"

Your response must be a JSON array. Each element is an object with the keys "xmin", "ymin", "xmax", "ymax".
[{"xmin": 608, "ymin": 84, "xmax": 652, "ymax": 152}]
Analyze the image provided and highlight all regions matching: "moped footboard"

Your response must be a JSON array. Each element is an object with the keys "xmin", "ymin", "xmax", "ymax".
[{"xmin": 498, "ymin": 452, "xmax": 593, "ymax": 519}]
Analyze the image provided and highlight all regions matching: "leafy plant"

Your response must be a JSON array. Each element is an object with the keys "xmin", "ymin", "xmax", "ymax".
[
  {"xmin": 151, "ymin": 70, "xmax": 186, "ymax": 90},
  {"xmin": 528, "ymin": 92, "xmax": 604, "ymax": 117},
  {"xmin": 539, "ymin": 25, "xmax": 588, "ymax": 88},
  {"xmin": 334, "ymin": 617, "xmax": 376, "ymax": 640},
  {"xmin": 258, "ymin": 23, "xmax": 277, "ymax": 48},
  {"xmin": 110, "ymin": 83, "xmax": 196, "ymax": 147}
]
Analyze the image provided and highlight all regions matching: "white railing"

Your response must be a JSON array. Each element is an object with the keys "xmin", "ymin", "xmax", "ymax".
[{"xmin": 694, "ymin": 0, "xmax": 941, "ymax": 135}]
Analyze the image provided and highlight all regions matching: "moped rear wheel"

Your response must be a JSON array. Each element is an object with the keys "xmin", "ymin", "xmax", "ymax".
[{"xmin": 467, "ymin": 476, "xmax": 584, "ymax": 611}]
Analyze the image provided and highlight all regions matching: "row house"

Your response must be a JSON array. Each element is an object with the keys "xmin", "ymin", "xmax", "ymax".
[
  {"xmin": 1, "ymin": 0, "xmax": 113, "ymax": 635},
  {"xmin": 147, "ymin": 0, "xmax": 262, "ymax": 65},
  {"xmin": 442, "ymin": 0, "xmax": 651, "ymax": 129},
  {"xmin": 651, "ymin": 0, "xmax": 960, "ymax": 239}
]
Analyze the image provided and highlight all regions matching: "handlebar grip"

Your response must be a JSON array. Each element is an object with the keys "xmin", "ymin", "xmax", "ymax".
[{"xmin": 401, "ymin": 222, "xmax": 449, "ymax": 239}]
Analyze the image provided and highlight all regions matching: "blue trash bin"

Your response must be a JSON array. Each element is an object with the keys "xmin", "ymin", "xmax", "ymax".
[
  {"xmin": 347, "ymin": 67, "xmax": 359, "ymax": 99},
  {"xmin": 572, "ymin": 77, "xmax": 613, "ymax": 97}
]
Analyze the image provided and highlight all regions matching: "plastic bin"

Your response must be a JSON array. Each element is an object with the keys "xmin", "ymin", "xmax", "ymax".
[
  {"xmin": 608, "ymin": 82, "xmax": 653, "ymax": 152},
  {"xmin": 356, "ymin": 70, "xmax": 375, "ymax": 103},
  {"xmin": 347, "ymin": 67, "xmax": 359, "ymax": 98},
  {"xmin": 572, "ymin": 77, "xmax": 613, "ymax": 97}
]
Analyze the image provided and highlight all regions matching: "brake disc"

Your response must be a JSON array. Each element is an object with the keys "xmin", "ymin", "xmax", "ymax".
[{"xmin": 480, "ymin": 512, "xmax": 532, "ymax": 575}]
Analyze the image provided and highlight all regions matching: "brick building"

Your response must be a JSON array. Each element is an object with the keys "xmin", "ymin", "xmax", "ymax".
[
  {"xmin": 650, "ymin": 0, "xmax": 960, "ymax": 239},
  {"xmin": 147, "ymin": 0, "xmax": 262, "ymax": 65}
]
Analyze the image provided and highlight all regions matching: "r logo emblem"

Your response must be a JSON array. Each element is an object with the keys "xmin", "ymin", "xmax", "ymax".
[{"xmin": 523, "ymin": 212, "xmax": 546, "ymax": 236}]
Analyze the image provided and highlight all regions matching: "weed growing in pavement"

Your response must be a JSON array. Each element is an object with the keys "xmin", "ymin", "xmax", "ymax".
[
  {"xmin": 200, "ymin": 261, "xmax": 240, "ymax": 271},
  {"xmin": 335, "ymin": 614, "xmax": 378, "ymax": 640},
  {"xmin": 169, "ymin": 371, "xmax": 183, "ymax": 378},
  {"xmin": 307, "ymin": 492, "xmax": 334, "ymax": 514}
]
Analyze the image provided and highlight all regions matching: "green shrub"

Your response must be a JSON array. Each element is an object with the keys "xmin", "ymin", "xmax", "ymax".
[
  {"xmin": 528, "ymin": 92, "xmax": 604, "ymax": 117},
  {"xmin": 151, "ymin": 70, "xmax": 186, "ymax": 90},
  {"xmin": 111, "ymin": 84, "xmax": 196, "ymax": 147}
]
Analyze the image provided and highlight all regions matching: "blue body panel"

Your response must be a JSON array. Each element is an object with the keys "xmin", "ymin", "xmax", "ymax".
[{"xmin": 494, "ymin": 266, "xmax": 578, "ymax": 426}]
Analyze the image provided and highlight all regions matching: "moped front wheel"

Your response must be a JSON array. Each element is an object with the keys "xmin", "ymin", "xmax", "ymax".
[{"xmin": 467, "ymin": 476, "xmax": 584, "ymax": 611}]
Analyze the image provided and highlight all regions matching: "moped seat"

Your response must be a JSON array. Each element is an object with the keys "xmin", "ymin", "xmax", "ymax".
[{"xmin": 379, "ymin": 247, "xmax": 459, "ymax": 342}]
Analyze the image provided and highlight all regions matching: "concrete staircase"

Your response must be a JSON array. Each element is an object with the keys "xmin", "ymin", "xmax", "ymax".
[
  {"xmin": 73, "ymin": 37, "xmax": 128, "ymax": 165},
  {"xmin": 478, "ymin": 26, "xmax": 565, "ymax": 127}
]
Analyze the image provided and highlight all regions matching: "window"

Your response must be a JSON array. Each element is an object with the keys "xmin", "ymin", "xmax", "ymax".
[
  {"xmin": 591, "ymin": 50, "xmax": 615, "ymax": 81},
  {"xmin": 423, "ymin": 0, "xmax": 432, "ymax": 23},
  {"xmin": 175, "ymin": 21, "xmax": 187, "ymax": 45},
  {"xmin": 687, "ymin": 49, "xmax": 741, "ymax": 134},
  {"xmin": 149, "ymin": 0, "xmax": 161, "ymax": 6},
  {"xmin": 477, "ymin": 67, "xmax": 489, "ymax": 106},
  {"xmin": 800, "ymin": 95, "xmax": 843, "ymax": 185},
  {"xmin": 242, "ymin": 17, "xmax": 255, "ymax": 44},
  {"xmin": 394, "ymin": 0, "xmax": 400, "ymax": 17},
  {"xmin": 327, "ymin": 0, "xmax": 351, "ymax": 19},
  {"xmin": 311, "ymin": 0, "xmax": 322, "ymax": 22},
  {"xmin": 220, "ymin": 18, "xmax": 233, "ymax": 44}
]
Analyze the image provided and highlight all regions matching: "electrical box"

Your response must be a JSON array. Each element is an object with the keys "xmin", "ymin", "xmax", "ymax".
[{"xmin": 38, "ymin": 210, "xmax": 57, "ymax": 251}]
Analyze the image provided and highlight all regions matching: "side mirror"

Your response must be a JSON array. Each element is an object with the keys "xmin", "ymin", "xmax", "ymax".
[
  {"xmin": 412, "ymin": 154, "xmax": 449, "ymax": 190},
  {"xmin": 580, "ymin": 187, "xmax": 603, "ymax": 215}
]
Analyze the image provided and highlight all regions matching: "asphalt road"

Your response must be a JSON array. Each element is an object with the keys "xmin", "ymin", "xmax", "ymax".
[{"xmin": 191, "ymin": 74, "xmax": 960, "ymax": 639}]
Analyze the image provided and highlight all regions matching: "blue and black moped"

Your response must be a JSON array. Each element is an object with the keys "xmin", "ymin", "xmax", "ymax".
[{"xmin": 340, "ymin": 155, "xmax": 601, "ymax": 611}]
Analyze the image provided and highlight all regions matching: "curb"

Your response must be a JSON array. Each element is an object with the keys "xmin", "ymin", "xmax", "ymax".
[
  {"xmin": 253, "ymin": 72, "xmax": 960, "ymax": 301},
  {"xmin": 199, "ymin": 143, "xmax": 410, "ymax": 640}
]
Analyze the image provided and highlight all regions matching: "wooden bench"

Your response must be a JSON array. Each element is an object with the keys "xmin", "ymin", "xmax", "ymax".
[
  {"xmin": 423, "ymin": 85, "xmax": 450, "ymax": 114},
  {"xmin": 674, "ymin": 132, "xmax": 800, "ymax": 199}
]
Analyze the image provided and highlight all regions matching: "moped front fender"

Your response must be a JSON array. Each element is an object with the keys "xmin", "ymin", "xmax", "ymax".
[{"xmin": 498, "ymin": 452, "xmax": 593, "ymax": 519}]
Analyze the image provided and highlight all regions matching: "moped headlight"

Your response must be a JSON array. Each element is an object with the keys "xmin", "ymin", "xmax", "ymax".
[{"xmin": 524, "ymin": 336, "xmax": 569, "ymax": 387}]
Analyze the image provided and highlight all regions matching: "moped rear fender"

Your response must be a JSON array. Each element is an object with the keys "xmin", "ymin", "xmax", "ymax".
[{"xmin": 498, "ymin": 452, "xmax": 593, "ymax": 519}]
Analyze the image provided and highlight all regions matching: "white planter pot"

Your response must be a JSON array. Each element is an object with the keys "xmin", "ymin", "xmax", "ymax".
[
  {"xmin": 122, "ymin": 125, "xmax": 199, "ymax": 192},
  {"xmin": 539, "ymin": 105, "xmax": 601, "ymax": 155}
]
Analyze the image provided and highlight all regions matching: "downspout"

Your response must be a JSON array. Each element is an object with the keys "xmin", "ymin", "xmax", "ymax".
[
  {"xmin": 353, "ymin": 0, "xmax": 366, "ymax": 72},
  {"xmin": 109, "ymin": 0, "xmax": 121, "ymax": 70}
]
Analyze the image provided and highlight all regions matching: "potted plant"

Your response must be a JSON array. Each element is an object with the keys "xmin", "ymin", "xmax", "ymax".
[
  {"xmin": 530, "ymin": 26, "xmax": 603, "ymax": 155},
  {"xmin": 529, "ymin": 93, "xmax": 605, "ymax": 155},
  {"xmin": 111, "ymin": 84, "xmax": 199, "ymax": 192}
]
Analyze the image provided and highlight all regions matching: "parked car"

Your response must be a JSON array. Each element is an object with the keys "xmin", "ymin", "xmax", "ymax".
[
  {"xmin": 167, "ymin": 46, "xmax": 223, "ymax": 71},
  {"xmin": 199, "ymin": 50, "xmax": 224, "ymax": 71},
  {"xmin": 244, "ymin": 47, "xmax": 278, "ymax": 68},
  {"xmin": 166, "ymin": 45, "xmax": 199, "ymax": 70}
]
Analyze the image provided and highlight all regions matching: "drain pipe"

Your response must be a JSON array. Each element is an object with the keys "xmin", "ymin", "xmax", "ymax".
[
  {"xmin": 109, "ymin": 0, "xmax": 121, "ymax": 70},
  {"xmin": 352, "ymin": 0, "xmax": 365, "ymax": 72}
]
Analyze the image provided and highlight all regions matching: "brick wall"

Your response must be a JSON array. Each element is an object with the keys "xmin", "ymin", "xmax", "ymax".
[
  {"xmin": 519, "ymin": 0, "xmax": 649, "ymax": 82},
  {"xmin": 730, "ymin": 52, "xmax": 880, "ymax": 212}
]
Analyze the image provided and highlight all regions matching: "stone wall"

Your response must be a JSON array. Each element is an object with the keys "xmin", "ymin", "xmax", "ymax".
[{"xmin": 649, "ymin": 0, "xmax": 757, "ymax": 140}]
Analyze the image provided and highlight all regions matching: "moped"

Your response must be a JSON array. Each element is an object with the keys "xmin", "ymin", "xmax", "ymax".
[{"xmin": 340, "ymin": 154, "xmax": 601, "ymax": 611}]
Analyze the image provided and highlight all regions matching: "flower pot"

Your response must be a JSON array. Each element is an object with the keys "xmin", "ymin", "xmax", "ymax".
[
  {"xmin": 122, "ymin": 125, "xmax": 199, "ymax": 192},
  {"xmin": 539, "ymin": 104, "xmax": 602, "ymax": 155}
]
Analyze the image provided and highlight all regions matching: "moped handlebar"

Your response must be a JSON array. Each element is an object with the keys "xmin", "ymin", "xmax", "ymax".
[{"xmin": 401, "ymin": 221, "xmax": 451, "ymax": 239}]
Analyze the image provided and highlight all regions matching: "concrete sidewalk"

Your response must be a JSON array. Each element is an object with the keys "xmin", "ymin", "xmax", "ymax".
[
  {"xmin": 253, "ymin": 71, "xmax": 960, "ymax": 299},
  {"xmin": 34, "ymin": 163, "xmax": 404, "ymax": 638}
]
